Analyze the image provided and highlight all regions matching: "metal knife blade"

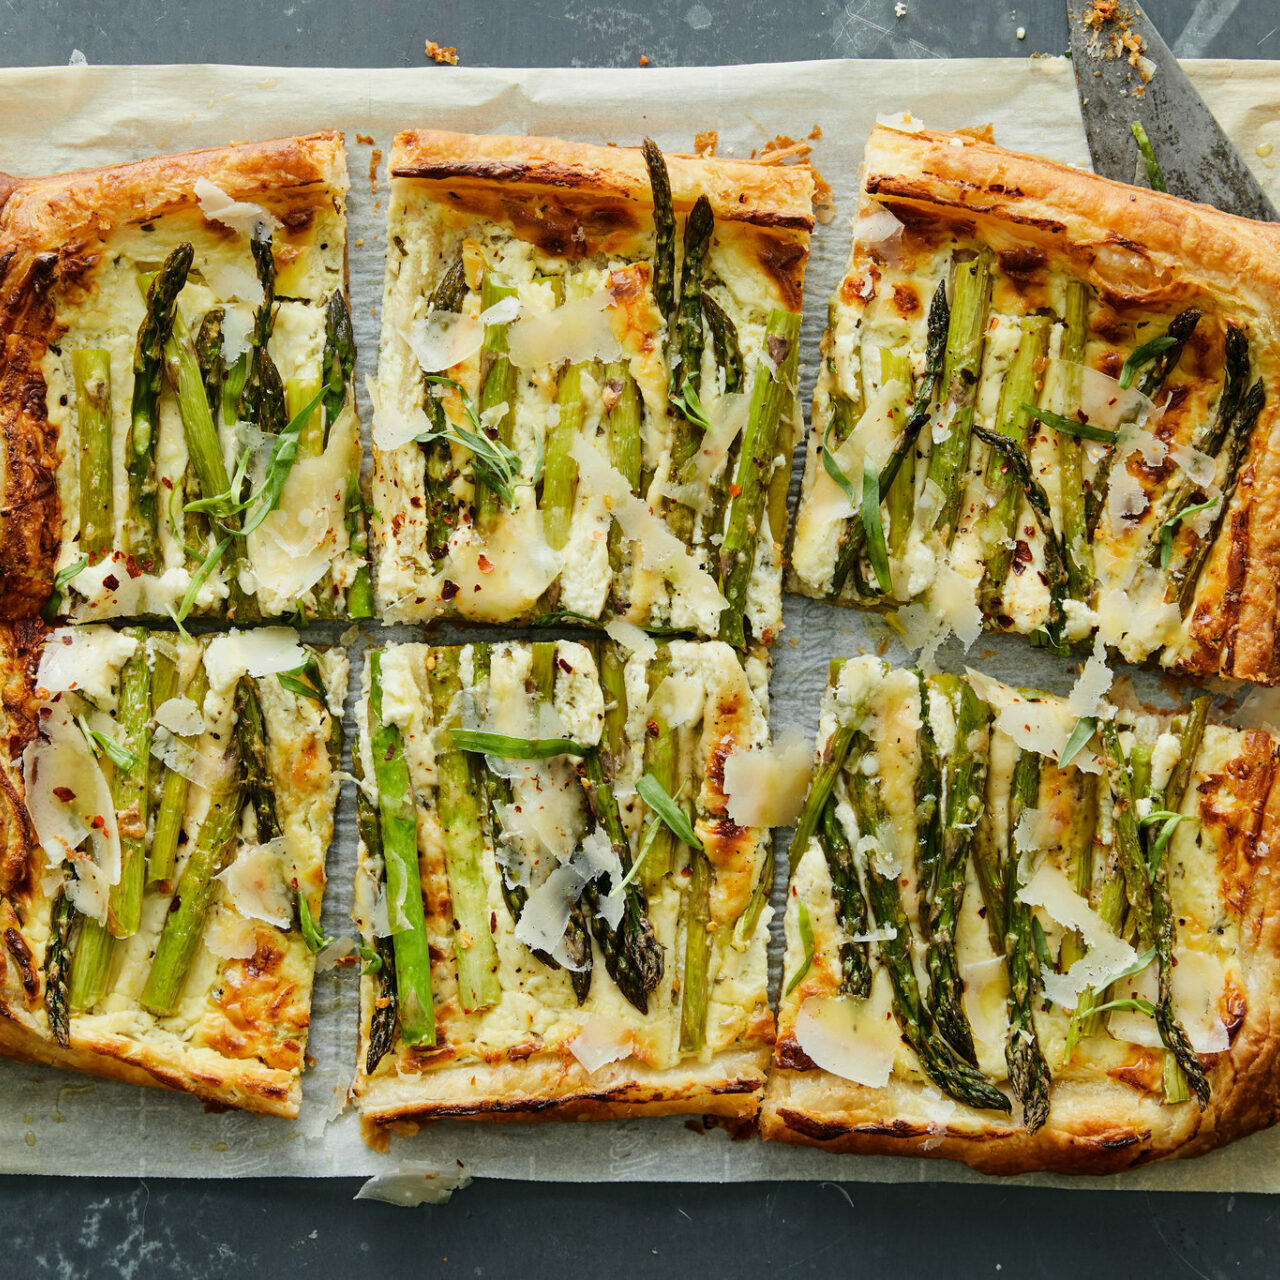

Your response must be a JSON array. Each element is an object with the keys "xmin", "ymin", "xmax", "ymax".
[{"xmin": 1065, "ymin": 0, "xmax": 1277, "ymax": 222}]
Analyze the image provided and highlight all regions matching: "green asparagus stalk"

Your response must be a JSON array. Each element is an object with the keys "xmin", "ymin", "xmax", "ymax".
[
  {"xmin": 971, "ymin": 425, "xmax": 1069, "ymax": 654},
  {"xmin": 476, "ymin": 273, "xmax": 519, "ymax": 530},
  {"xmin": 195, "ymin": 308, "xmax": 225, "ymax": 414},
  {"xmin": 129, "ymin": 245, "xmax": 193, "ymax": 572},
  {"xmin": 924, "ymin": 675, "xmax": 988, "ymax": 1066},
  {"xmin": 882, "ymin": 346, "xmax": 916, "ymax": 569},
  {"xmin": 1099, "ymin": 720, "xmax": 1156, "ymax": 951},
  {"xmin": 237, "ymin": 234, "xmax": 285, "ymax": 434},
  {"xmin": 700, "ymin": 290, "xmax": 743, "ymax": 393},
  {"xmin": 44, "ymin": 887, "xmax": 73, "ymax": 1047},
  {"xmin": 718, "ymin": 308, "xmax": 801, "ymax": 646},
  {"xmin": 978, "ymin": 316, "xmax": 1050, "ymax": 613},
  {"xmin": 426, "ymin": 648, "xmax": 502, "ymax": 1013},
  {"xmin": 925, "ymin": 250, "xmax": 993, "ymax": 546},
  {"xmin": 67, "ymin": 911, "xmax": 113, "ymax": 1013},
  {"xmin": 642, "ymin": 138, "xmax": 677, "ymax": 325},
  {"xmin": 1172, "ymin": 378, "xmax": 1265, "ymax": 613},
  {"xmin": 642, "ymin": 647, "xmax": 679, "ymax": 886},
  {"xmin": 1003, "ymin": 750, "xmax": 1052, "ymax": 1132},
  {"xmin": 422, "ymin": 257, "xmax": 468, "ymax": 562},
  {"xmin": 914, "ymin": 671, "xmax": 945, "ymax": 921},
  {"xmin": 672, "ymin": 196, "xmax": 713, "ymax": 397},
  {"xmin": 234, "ymin": 677, "xmax": 280, "ymax": 842},
  {"xmin": 73, "ymin": 349, "xmax": 114, "ymax": 563},
  {"xmin": 678, "ymin": 845, "xmax": 713, "ymax": 1054},
  {"xmin": 148, "ymin": 663, "xmax": 208, "ymax": 887},
  {"xmin": 1059, "ymin": 281, "xmax": 1094, "ymax": 601},
  {"xmin": 106, "ymin": 630, "xmax": 153, "ymax": 939},
  {"xmin": 139, "ymin": 749, "xmax": 244, "ymax": 1016},
  {"xmin": 165, "ymin": 304, "xmax": 257, "ymax": 621},
  {"xmin": 147, "ymin": 643, "xmax": 179, "ymax": 816},
  {"xmin": 817, "ymin": 798, "xmax": 873, "ymax": 999},
  {"xmin": 828, "ymin": 280, "xmax": 950, "ymax": 599},
  {"xmin": 606, "ymin": 361, "xmax": 644, "ymax": 494},
  {"xmin": 847, "ymin": 733, "xmax": 1011, "ymax": 1114},
  {"xmin": 322, "ymin": 288, "xmax": 356, "ymax": 448},
  {"xmin": 1087, "ymin": 308, "xmax": 1202, "ymax": 537},
  {"xmin": 367, "ymin": 650, "xmax": 435, "ymax": 1046},
  {"xmin": 542, "ymin": 275, "xmax": 593, "ymax": 552}
]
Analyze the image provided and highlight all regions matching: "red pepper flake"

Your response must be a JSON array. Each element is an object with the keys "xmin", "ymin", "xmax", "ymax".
[
  {"xmin": 441, "ymin": 580, "xmax": 460, "ymax": 601},
  {"xmin": 53, "ymin": 786, "xmax": 75, "ymax": 802},
  {"xmin": 103, "ymin": 574, "xmax": 120, "ymax": 591},
  {"xmin": 125, "ymin": 555, "xmax": 142, "ymax": 580},
  {"xmin": 477, "ymin": 554, "xmax": 494, "ymax": 574},
  {"xmin": 729, "ymin": 483, "xmax": 742, "ymax": 497},
  {"xmin": 91, "ymin": 815, "xmax": 106, "ymax": 831}
]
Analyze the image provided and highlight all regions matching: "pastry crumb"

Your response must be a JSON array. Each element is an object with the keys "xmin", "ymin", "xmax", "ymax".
[
  {"xmin": 639, "ymin": 54, "xmax": 651, "ymax": 65},
  {"xmin": 356, "ymin": 133, "xmax": 374, "ymax": 146},
  {"xmin": 425, "ymin": 40, "xmax": 459, "ymax": 65},
  {"xmin": 369, "ymin": 147, "xmax": 382, "ymax": 193},
  {"xmin": 894, "ymin": 2, "xmax": 907, "ymax": 16},
  {"xmin": 694, "ymin": 130, "xmax": 718, "ymax": 157},
  {"xmin": 1016, "ymin": 25, "xmax": 1026, "ymax": 39}
]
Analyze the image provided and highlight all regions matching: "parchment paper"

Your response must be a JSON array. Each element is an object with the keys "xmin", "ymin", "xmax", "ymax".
[{"xmin": 2, "ymin": 56, "xmax": 1280, "ymax": 1191}]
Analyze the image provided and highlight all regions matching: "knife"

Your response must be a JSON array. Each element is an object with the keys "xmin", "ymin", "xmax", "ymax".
[{"xmin": 1065, "ymin": 0, "xmax": 1277, "ymax": 222}]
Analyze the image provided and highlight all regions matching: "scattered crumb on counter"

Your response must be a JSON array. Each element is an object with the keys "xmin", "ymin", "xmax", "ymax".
[
  {"xmin": 355, "ymin": 237, "xmax": 365, "ymax": 246},
  {"xmin": 369, "ymin": 147, "xmax": 382, "ymax": 192},
  {"xmin": 809, "ymin": 124, "xmax": 823, "ymax": 140},
  {"xmin": 694, "ymin": 130, "xmax": 718, "ymax": 157},
  {"xmin": 639, "ymin": 54, "xmax": 650, "ymax": 65},
  {"xmin": 894, "ymin": 2, "xmax": 907, "ymax": 16},
  {"xmin": 426, "ymin": 40, "xmax": 459, "ymax": 65},
  {"xmin": 1016, "ymin": 26, "xmax": 1026, "ymax": 39},
  {"xmin": 356, "ymin": 133, "xmax": 374, "ymax": 146}
]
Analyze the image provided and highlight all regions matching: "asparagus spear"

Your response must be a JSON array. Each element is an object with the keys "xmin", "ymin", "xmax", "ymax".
[
  {"xmin": 847, "ymin": 733, "xmax": 1011, "ymax": 1114},
  {"xmin": 44, "ymin": 888, "xmax": 73, "ymax": 1047},
  {"xmin": 641, "ymin": 647, "xmax": 679, "ymax": 885},
  {"xmin": 924, "ymin": 675, "xmax": 988, "ymax": 1066},
  {"xmin": 700, "ymin": 290, "xmax": 743, "ymax": 393},
  {"xmin": 718, "ymin": 308, "xmax": 801, "ymax": 646},
  {"xmin": 978, "ymin": 316, "xmax": 1050, "ymax": 613},
  {"xmin": 106, "ymin": 630, "xmax": 153, "ymax": 939},
  {"xmin": 148, "ymin": 664, "xmax": 209, "ymax": 887},
  {"xmin": 1058, "ymin": 281, "xmax": 1094, "ymax": 601},
  {"xmin": 672, "ymin": 196, "xmax": 713, "ymax": 397},
  {"xmin": 971, "ymin": 424, "xmax": 1069, "ymax": 654},
  {"xmin": 367, "ymin": 650, "xmax": 435, "ymax": 1046},
  {"xmin": 234, "ymin": 676, "xmax": 280, "ymax": 842},
  {"xmin": 476, "ymin": 273, "xmax": 519, "ymax": 531},
  {"xmin": 913, "ymin": 672, "xmax": 945, "ymax": 921},
  {"xmin": 1087, "ymin": 308, "xmax": 1202, "ymax": 537},
  {"xmin": 322, "ymin": 289, "xmax": 356, "ymax": 448},
  {"xmin": 828, "ymin": 280, "xmax": 950, "ymax": 599},
  {"xmin": 642, "ymin": 138, "xmax": 677, "ymax": 325},
  {"xmin": 925, "ymin": 250, "xmax": 993, "ymax": 546},
  {"xmin": 422, "ymin": 257, "xmax": 468, "ymax": 562},
  {"xmin": 577, "ymin": 659, "xmax": 665, "ymax": 1015},
  {"xmin": 128, "ymin": 246, "xmax": 193, "ymax": 573},
  {"xmin": 679, "ymin": 845, "xmax": 713, "ymax": 1054},
  {"xmin": 1172, "ymin": 378, "xmax": 1265, "ymax": 613},
  {"xmin": 237, "ymin": 234, "xmax": 285, "ymax": 434},
  {"xmin": 73, "ymin": 349, "xmax": 114, "ymax": 563},
  {"xmin": 789, "ymin": 659, "xmax": 869, "ymax": 871},
  {"xmin": 165, "ymin": 304, "xmax": 257, "ymax": 621},
  {"xmin": 881, "ymin": 346, "xmax": 916, "ymax": 570},
  {"xmin": 1148, "ymin": 699, "xmax": 1212, "ymax": 1106},
  {"xmin": 1099, "ymin": 720, "xmax": 1157, "ymax": 951},
  {"xmin": 606, "ymin": 361, "xmax": 644, "ymax": 494},
  {"xmin": 195, "ymin": 307, "xmax": 225, "ymax": 413},
  {"xmin": 541, "ymin": 274, "xmax": 593, "ymax": 552},
  {"xmin": 817, "ymin": 799, "xmax": 873, "ymax": 999},
  {"xmin": 139, "ymin": 749, "xmax": 244, "ymax": 1017},
  {"xmin": 1003, "ymin": 750, "xmax": 1052, "ymax": 1133},
  {"xmin": 426, "ymin": 648, "xmax": 502, "ymax": 1012}
]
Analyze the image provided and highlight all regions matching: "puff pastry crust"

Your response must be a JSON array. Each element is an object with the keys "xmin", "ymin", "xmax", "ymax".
[
  {"xmin": 371, "ymin": 130, "xmax": 813, "ymax": 642},
  {"xmin": 789, "ymin": 123, "xmax": 1280, "ymax": 684},
  {"xmin": 0, "ymin": 132, "xmax": 365, "ymax": 621},
  {"xmin": 760, "ymin": 656, "xmax": 1280, "ymax": 1174},
  {"xmin": 0, "ymin": 623, "xmax": 346, "ymax": 1117}
]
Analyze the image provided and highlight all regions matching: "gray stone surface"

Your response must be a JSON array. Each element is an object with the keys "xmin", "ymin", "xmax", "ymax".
[{"xmin": 3, "ymin": 1, "xmax": 1279, "ymax": 1274}]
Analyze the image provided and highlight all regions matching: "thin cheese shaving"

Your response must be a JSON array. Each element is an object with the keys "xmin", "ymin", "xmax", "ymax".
[
  {"xmin": 214, "ymin": 837, "xmax": 294, "ymax": 928},
  {"xmin": 723, "ymin": 728, "xmax": 811, "ymax": 828},
  {"xmin": 36, "ymin": 628, "xmax": 139, "ymax": 706},
  {"xmin": 794, "ymin": 982, "xmax": 899, "ymax": 1088},
  {"xmin": 507, "ymin": 291, "xmax": 623, "ymax": 369},
  {"xmin": 154, "ymin": 695, "xmax": 205, "ymax": 737},
  {"xmin": 1068, "ymin": 634, "xmax": 1113, "ymax": 720},
  {"xmin": 203, "ymin": 628, "xmax": 307, "ymax": 693},
  {"xmin": 567, "ymin": 1016, "xmax": 633, "ymax": 1073},
  {"xmin": 603, "ymin": 618, "xmax": 658, "ymax": 659},
  {"xmin": 193, "ymin": 176, "xmax": 282, "ymax": 235}
]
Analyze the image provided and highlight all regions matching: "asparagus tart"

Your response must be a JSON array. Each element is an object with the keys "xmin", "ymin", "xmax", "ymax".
[
  {"xmin": 369, "ymin": 131, "xmax": 814, "ymax": 645},
  {"xmin": 0, "ymin": 624, "xmax": 346, "ymax": 1116}
]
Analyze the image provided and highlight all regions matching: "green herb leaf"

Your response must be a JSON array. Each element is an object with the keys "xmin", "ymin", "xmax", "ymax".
[
  {"xmin": 670, "ymin": 379, "xmax": 714, "ymax": 434},
  {"xmin": 1148, "ymin": 812, "xmax": 1196, "ymax": 875},
  {"xmin": 1108, "ymin": 946, "xmax": 1158, "ymax": 987},
  {"xmin": 1158, "ymin": 496, "xmax": 1219, "ymax": 570},
  {"xmin": 1088, "ymin": 995, "xmax": 1158, "ymax": 1020},
  {"xmin": 297, "ymin": 891, "xmax": 334, "ymax": 954},
  {"xmin": 1130, "ymin": 121, "xmax": 1167, "ymax": 193},
  {"xmin": 1119, "ymin": 334, "xmax": 1177, "ymax": 391},
  {"xmin": 860, "ymin": 455, "xmax": 893, "ymax": 595},
  {"xmin": 1022, "ymin": 403, "xmax": 1117, "ymax": 444},
  {"xmin": 613, "ymin": 816, "xmax": 665, "ymax": 895},
  {"xmin": 820, "ymin": 416, "xmax": 857, "ymax": 506},
  {"xmin": 1031, "ymin": 915, "xmax": 1053, "ymax": 976},
  {"xmin": 636, "ymin": 770, "xmax": 702, "ymax": 852},
  {"xmin": 54, "ymin": 556, "xmax": 89, "ymax": 590},
  {"xmin": 175, "ymin": 536, "xmax": 231, "ymax": 626},
  {"xmin": 785, "ymin": 901, "xmax": 816, "ymax": 996},
  {"xmin": 1060, "ymin": 716, "xmax": 1096, "ymax": 766},
  {"xmin": 77, "ymin": 716, "xmax": 138, "ymax": 772},
  {"xmin": 421, "ymin": 374, "xmax": 525, "ymax": 507},
  {"xmin": 239, "ymin": 387, "xmax": 326, "ymax": 537},
  {"xmin": 358, "ymin": 943, "xmax": 383, "ymax": 975},
  {"xmin": 277, "ymin": 668, "xmax": 325, "ymax": 703},
  {"xmin": 449, "ymin": 729, "xmax": 590, "ymax": 759}
]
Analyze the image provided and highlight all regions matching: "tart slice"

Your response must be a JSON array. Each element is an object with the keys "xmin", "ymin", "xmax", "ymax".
[
  {"xmin": 0, "ymin": 132, "xmax": 369, "ymax": 622},
  {"xmin": 369, "ymin": 130, "xmax": 814, "ymax": 645},
  {"xmin": 0, "ymin": 624, "xmax": 347, "ymax": 1116},
  {"xmin": 760, "ymin": 655, "xmax": 1280, "ymax": 1174},
  {"xmin": 350, "ymin": 637, "xmax": 789, "ymax": 1139},
  {"xmin": 789, "ymin": 122, "xmax": 1280, "ymax": 683}
]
